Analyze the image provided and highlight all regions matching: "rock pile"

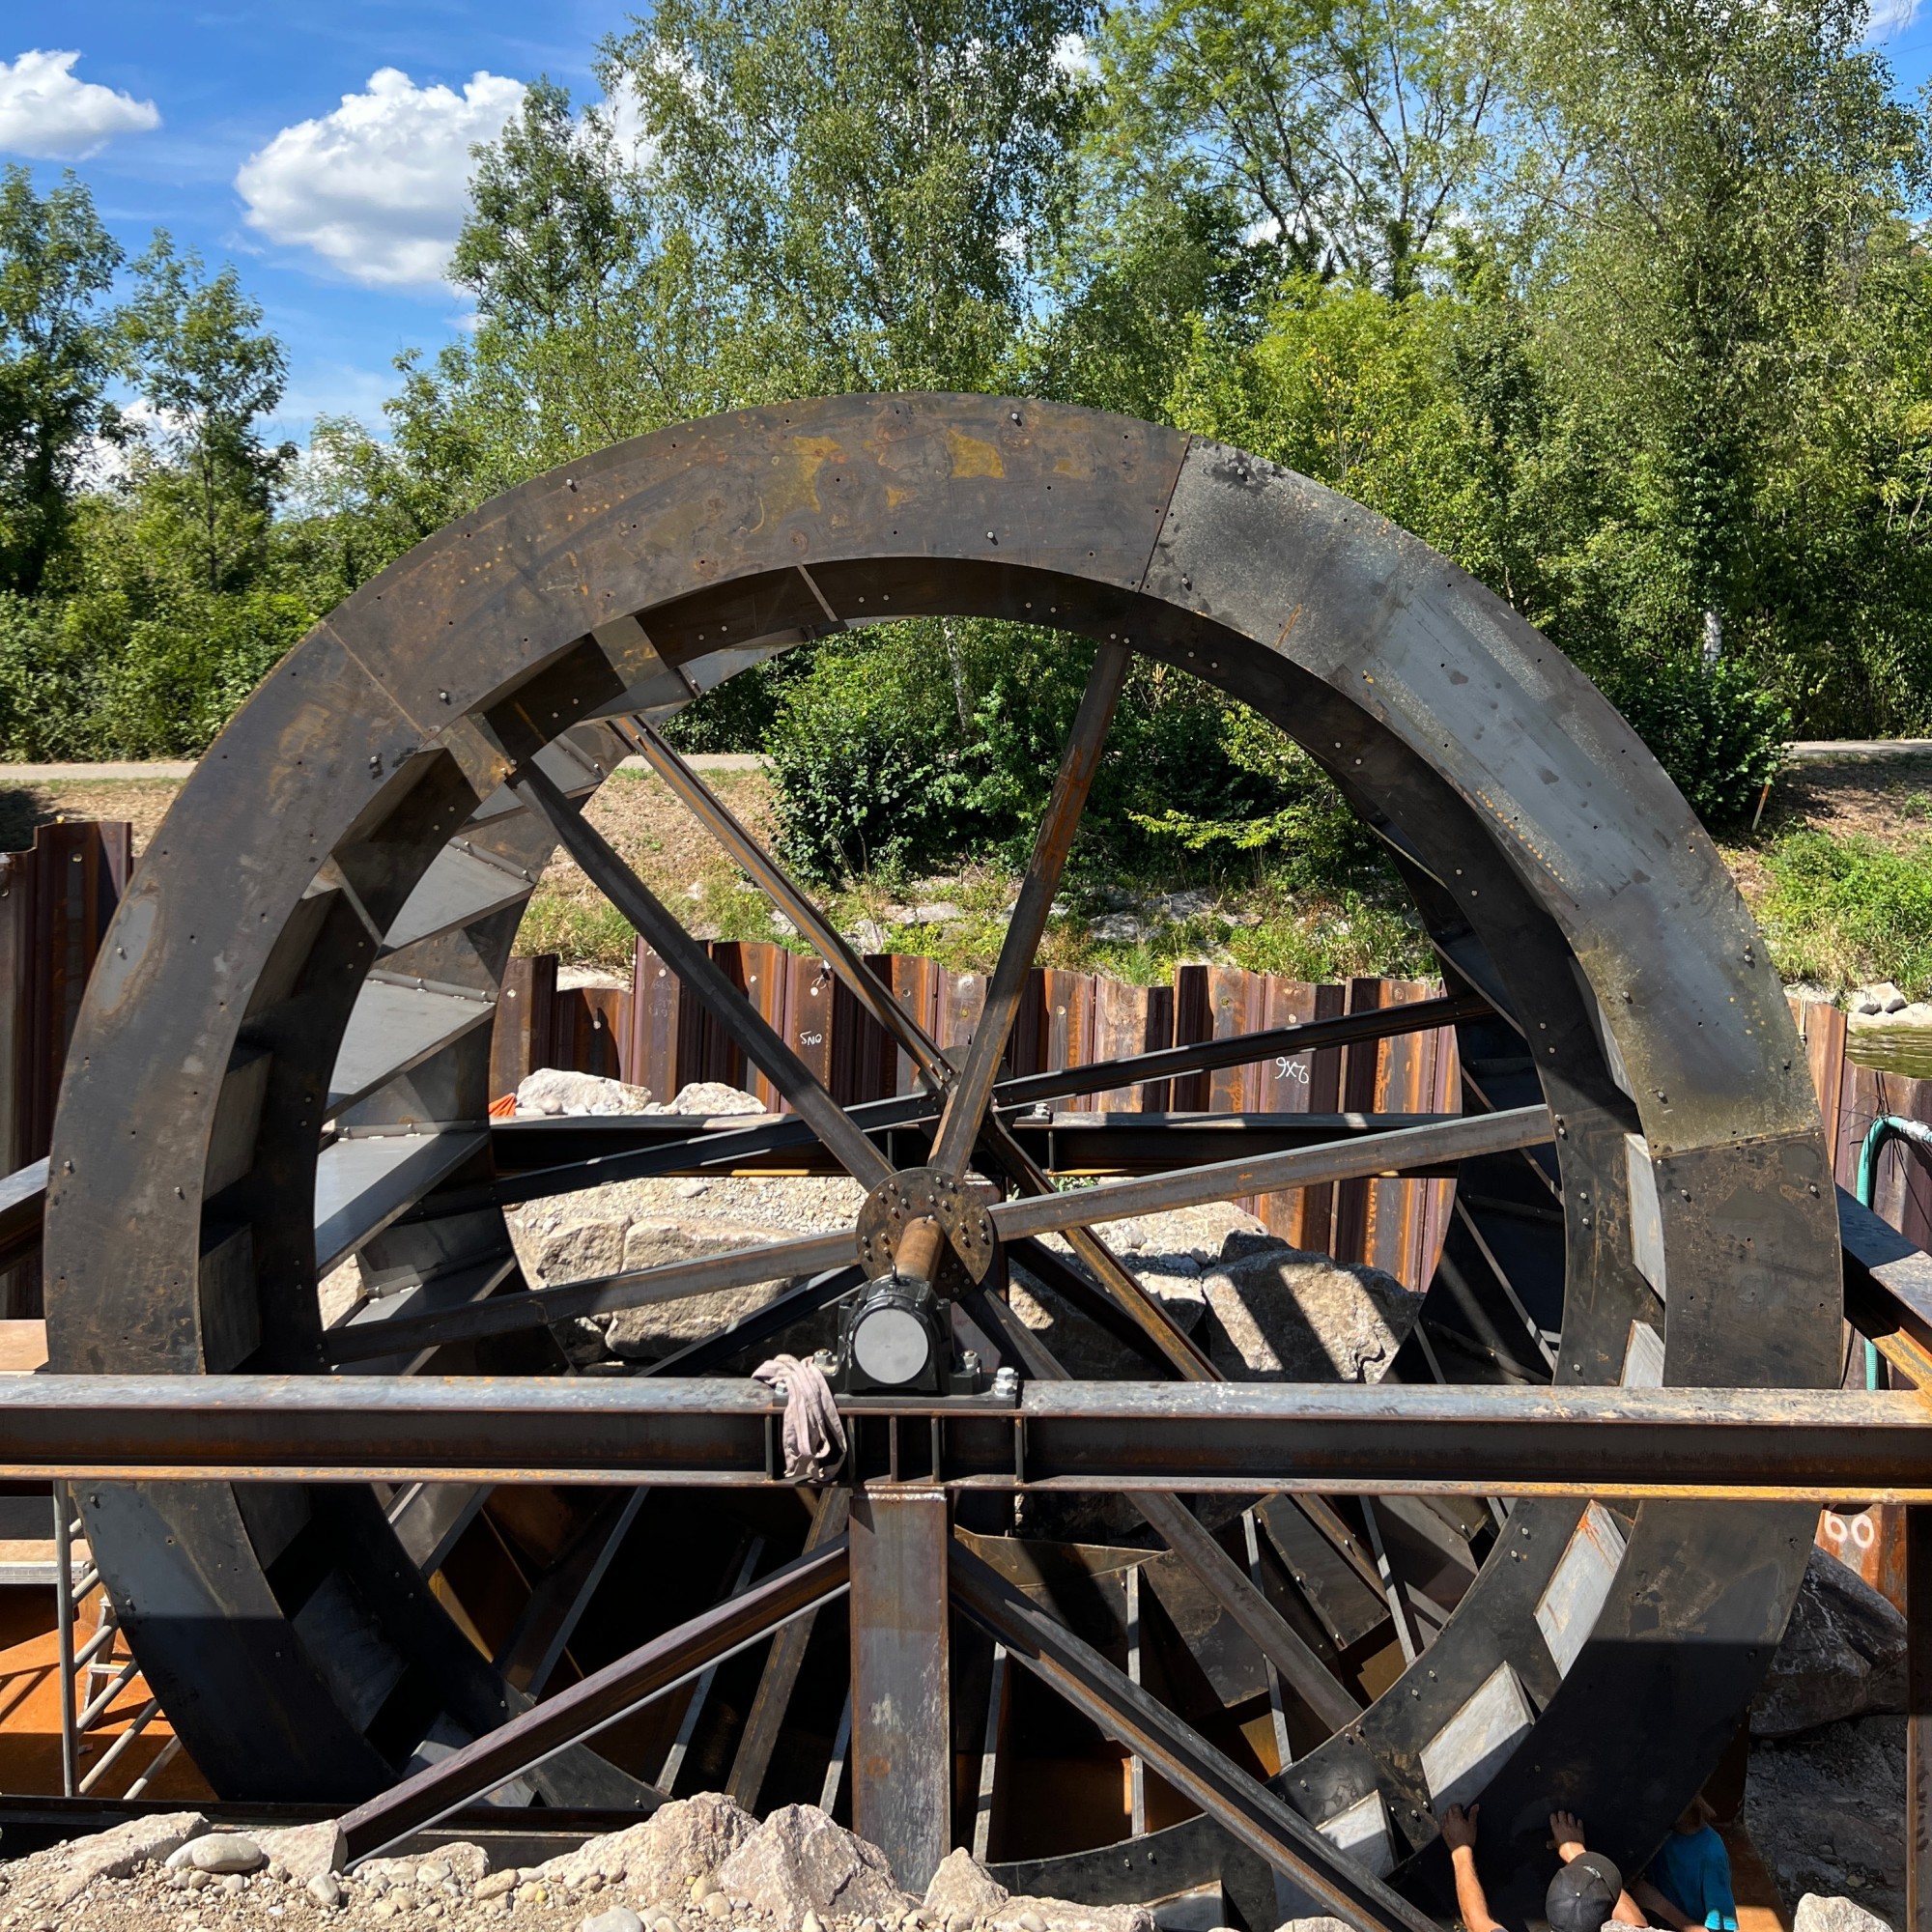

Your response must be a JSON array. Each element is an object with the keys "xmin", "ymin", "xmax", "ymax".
[
  {"xmin": 1747, "ymin": 1548, "xmax": 1912, "ymax": 1926},
  {"xmin": 0, "ymin": 1799, "xmax": 1163, "ymax": 1932}
]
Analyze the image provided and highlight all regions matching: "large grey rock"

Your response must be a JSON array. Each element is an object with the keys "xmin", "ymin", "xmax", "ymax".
[
  {"xmin": 253, "ymin": 1820, "xmax": 345, "ymax": 1882},
  {"xmin": 1795, "ymin": 1897, "xmax": 1895, "ymax": 1932},
  {"xmin": 534, "ymin": 1218, "xmax": 630, "ymax": 1285},
  {"xmin": 535, "ymin": 1793, "xmax": 756, "ymax": 1896},
  {"xmin": 1196, "ymin": 1240, "xmax": 1423, "ymax": 1382},
  {"xmin": 923, "ymin": 1848, "xmax": 1154, "ymax": 1932},
  {"xmin": 518, "ymin": 1068, "xmax": 657, "ymax": 1117},
  {"xmin": 990, "ymin": 1897, "xmax": 1157, "ymax": 1932},
  {"xmin": 1752, "ymin": 1546, "xmax": 1907, "ymax": 1738},
  {"xmin": 1747, "ymin": 1715, "xmax": 1904, "ymax": 1928},
  {"xmin": 1274, "ymin": 1920, "xmax": 1352, "ymax": 1932},
  {"xmin": 604, "ymin": 1221, "xmax": 810, "ymax": 1357},
  {"xmin": 15, "ymin": 1809, "xmax": 208, "ymax": 1907},
  {"xmin": 716, "ymin": 1804, "xmax": 910, "ymax": 1921},
  {"xmin": 647, "ymin": 1082, "xmax": 766, "ymax": 1116},
  {"xmin": 583, "ymin": 1909, "xmax": 648, "ymax": 1932},
  {"xmin": 926, "ymin": 1848, "xmax": 1009, "ymax": 1917}
]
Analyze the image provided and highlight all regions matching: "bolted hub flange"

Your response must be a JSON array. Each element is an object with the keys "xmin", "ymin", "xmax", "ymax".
[{"xmin": 854, "ymin": 1165, "xmax": 997, "ymax": 1284}]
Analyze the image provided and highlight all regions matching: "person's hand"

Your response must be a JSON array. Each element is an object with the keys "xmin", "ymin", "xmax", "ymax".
[
  {"xmin": 1441, "ymin": 1803, "xmax": 1480, "ymax": 1854},
  {"xmin": 1549, "ymin": 1811, "xmax": 1587, "ymax": 1861}
]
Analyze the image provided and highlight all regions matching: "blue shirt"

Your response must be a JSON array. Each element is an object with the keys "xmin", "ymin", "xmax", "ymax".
[{"xmin": 1646, "ymin": 1825, "xmax": 1738, "ymax": 1932}]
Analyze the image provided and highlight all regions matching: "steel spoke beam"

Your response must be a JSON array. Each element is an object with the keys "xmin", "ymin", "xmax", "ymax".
[
  {"xmin": 949, "ymin": 1540, "xmax": 1437, "ymax": 1932},
  {"xmin": 727, "ymin": 1487, "xmax": 851, "ymax": 1810},
  {"xmin": 512, "ymin": 760, "xmax": 891, "ymax": 1188},
  {"xmin": 1135, "ymin": 1491, "xmax": 1361, "ymax": 1733},
  {"xmin": 615, "ymin": 717, "xmax": 951, "ymax": 1093},
  {"xmin": 930, "ymin": 642, "xmax": 1131, "ymax": 1179},
  {"xmin": 326, "ymin": 1228, "xmax": 855, "ymax": 1365},
  {"xmin": 4, "ymin": 1378, "xmax": 1930, "ymax": 1496},
  {"xmin": 494, "ymin": 1488, "xmax": 648, "ymax": 1698},
  {"xmin": 337, "ymin": 1538, "xmax": 851, "ymax": 1862}
]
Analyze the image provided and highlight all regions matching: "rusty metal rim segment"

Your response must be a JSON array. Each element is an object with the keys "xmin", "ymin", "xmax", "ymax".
[{"xmin": 43, "ymin": 394, "xmax": 1837, "ymax": 1918}]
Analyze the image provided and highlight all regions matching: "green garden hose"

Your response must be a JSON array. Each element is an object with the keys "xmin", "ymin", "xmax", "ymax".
[{"xmin": 1856, "ymin": 1113, "xmax": 1932, "ymax": 1387}]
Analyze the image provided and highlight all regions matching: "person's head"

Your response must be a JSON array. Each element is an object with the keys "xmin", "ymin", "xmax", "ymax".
[{"xmin": 1546, "ymin": 1850, "xmax": 1623, "ymax": 1932}]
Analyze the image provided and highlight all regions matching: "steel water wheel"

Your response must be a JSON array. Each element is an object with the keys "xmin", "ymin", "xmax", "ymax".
[{"xmin": 43, "ymin": 395, "xmax": 1837, "ymax": 1925}]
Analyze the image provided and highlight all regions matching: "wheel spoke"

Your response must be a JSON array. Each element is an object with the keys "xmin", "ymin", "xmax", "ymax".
[
  {"xmin": 950, "ymin": 1542, "xmax": 1436, "ymax": 1932},
  {"xmin": 930, "ymin": 641, "xmax": 1131, "ymax": 1179},
  {"xmin": 513, "ymin": 759, "xmax": 890, "ymax": 1188},
  {"xmin": 615, "ymin": 716, "xmax": 951, "ymax": 1093}
]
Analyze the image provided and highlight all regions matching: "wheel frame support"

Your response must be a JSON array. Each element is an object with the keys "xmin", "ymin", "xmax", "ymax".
[{"xmin": 850, "ymin": 1486, "xmax": 952, "ymax": 1892}]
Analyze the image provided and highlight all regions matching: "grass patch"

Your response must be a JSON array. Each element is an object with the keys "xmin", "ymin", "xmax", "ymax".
[
  {"xmin": 515, "ymin": 894, "xmax": 638, "ymax": 972},
  {"xmin": 1753, "ymin": 828, "xmax": 1932, "ymax": 997}
]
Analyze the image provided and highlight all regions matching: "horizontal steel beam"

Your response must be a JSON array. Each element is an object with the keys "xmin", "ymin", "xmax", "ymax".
[
  {"xmin": 340, "ymin": 1105, "xmax": 1551, "ymax": 1363},
  {"xmin": 5, "ymin": 1377, "xmax": 1932, "ymax": 1498},
  {"xmin": 424, "ymin": 992, "xmax": 1490, "ymax": 1214},
  {"xmin": 487, "ymin": 1112, "xmax": 1474, "ymax": 1179}
]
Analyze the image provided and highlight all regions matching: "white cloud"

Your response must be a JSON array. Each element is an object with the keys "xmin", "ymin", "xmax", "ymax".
[
  {"xmin": 235, "ymin": 68, "xmax": 525, "ymax": 290},
  {"xmin": 1863, "ymin": 0, "xmax": 1919, "ymax": 39},
  {"xmin": 0, "ymin": 49, "xmax": 159, "ymax": 159},
  {"xmin": 1050, "ymin": 33, "xmax": 1099, "ymax": 81}
]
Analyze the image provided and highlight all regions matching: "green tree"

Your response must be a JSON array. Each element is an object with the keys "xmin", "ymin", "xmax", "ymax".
[
  {"xmin": 602, "ymin": 0, "xmax": 1094, "ymax": 394},
  {"xmin": 0, "ymin": 167, "xmax": 123, "ymax": 597},
  {"xmin": 1094, "ymin": 0, "xmax": 1504, "ymax": 298},
  {"xmin": 1500, "ymin": 0, "xmax": 1932, "ymax": 726},
  {"xmin": 118, "ymin": 236, "xmax": 296, "ymax": 592}
]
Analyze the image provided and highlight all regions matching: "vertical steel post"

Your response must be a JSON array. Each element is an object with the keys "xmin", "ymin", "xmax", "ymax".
[
  {"xmin": 1910, "ymin": 1502, "xmax": 1931, "ymax": 1932},
  {"xmin": 849, "ymin": 1486, "xmax": 952, "ymax": 1892},
  {"xmin": 52, "ymin": 1480, "xmax": 75, "ymax": 1797}
]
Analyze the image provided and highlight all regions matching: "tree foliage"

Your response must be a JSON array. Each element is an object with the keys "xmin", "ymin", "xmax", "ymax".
[{"xmin": 0, "ymin": 0, "xmax": 1928, "ymax": 855}]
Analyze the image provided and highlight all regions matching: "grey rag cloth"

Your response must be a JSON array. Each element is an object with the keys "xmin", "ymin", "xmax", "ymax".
[{"xmin": 753, "ymin": 1353, "xmax": 846, "ymax": 1485}]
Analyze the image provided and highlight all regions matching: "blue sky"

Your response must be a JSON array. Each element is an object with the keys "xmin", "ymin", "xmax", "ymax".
[
  {"xmin": 10, "ymin": 3, "xmax": 1932, "ymax": 446},
  {"xmin": 0, "ymin": 3, "xmax": 628, "ymax": 440}
]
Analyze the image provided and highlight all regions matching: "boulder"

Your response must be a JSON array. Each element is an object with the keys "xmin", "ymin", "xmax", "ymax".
[
  {"xmin": 518, "ymin": 1068, "xmax": 657, "ymax": 1117},
  {"xmin": 920, "ymin": 1853, "xmax": 1155, "ymax": 1932},
  {"xmin": 988, "ymin": 1898, "xmax": 1157, "ymax": 1932},
  {"xmin": 433, "ymin": 1842, "xmax": 493, "ymax": 1886},
  {"xmin": 926, "ymin": 1849, "xmax": 1009, "ymax": 1918},
  {"xmin": 14, "ymin": 1809, "xmax": 208, "ymax": 1906},
  {"xmin": 535, "ymin": 1793, "xmax": 756, "ymax": 1896},
  {"xmin": 1795, "ymin": 1898, "xmax": 1895, "ymax": 1932},
  {"xmin": 1746, "ymin": 1715, "xmax": 1905, "ymax": 1928},
  {"xmin": 253, "ymin": 1820, "xmax": 346, "ymax": 1882},
  {"xmin": 1274, "ymin": 1921, "xmax": 1353, "ymax": 1932},
  {"xmin": 648, "ymin": 1083, "xmax": 767, "ymax": 1116},
  {"xmin": 716, "ymin": 1804, "xmax": 910, "ymax": 1921},
  {"xmin": 1196, "ymin": 1240, "xmax": 1423, "ymax": 1382},
  {"xmin": 1751, "ymin": 1546, "xmax": 1907, "ymax": 1738},
  {"xmin": 534, "ymin": 1218, "xmax": 630, "ymax": 1286},
  {"xmin": 605, "ymin": 1222, "xmax": 809, "ymax": 1357}
]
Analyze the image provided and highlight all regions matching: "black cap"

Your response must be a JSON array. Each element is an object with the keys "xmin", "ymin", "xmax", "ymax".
[{"xmin": 1546, "ymin": 1852, "xmax": 1623, "ymax": 1932}]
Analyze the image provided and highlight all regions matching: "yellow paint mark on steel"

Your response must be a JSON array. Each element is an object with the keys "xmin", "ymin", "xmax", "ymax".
[
  {"xmin": 753, "ymin": 436, "xmax": 846, "ymax": 533},
  {"xmin": 945, "ymin": 429, "xmax": 1006, "ymax": 479}
]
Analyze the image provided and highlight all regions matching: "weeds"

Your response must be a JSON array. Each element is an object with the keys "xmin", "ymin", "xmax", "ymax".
[{"xmin": 1755, "ymin": 829, "xmax": 1932, "ymax": 996}]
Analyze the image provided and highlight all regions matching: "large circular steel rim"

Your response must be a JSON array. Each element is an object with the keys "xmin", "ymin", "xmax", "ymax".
[{"xmin": 43, "ymin": 395, "xmax": 1836, "ymax": 1906}]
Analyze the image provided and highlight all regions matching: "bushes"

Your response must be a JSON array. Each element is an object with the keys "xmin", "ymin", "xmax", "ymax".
[
  {"xmin": 0, "ymin": 582, "xmax": 314, "ymax": 759},
  {"xmin": 765, "ymin": 633, "xmax": 978, "ymax": 882},
  {"xmin": 1601, "ymin": 653, "xmax": 1790, "ymax": 830}
]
